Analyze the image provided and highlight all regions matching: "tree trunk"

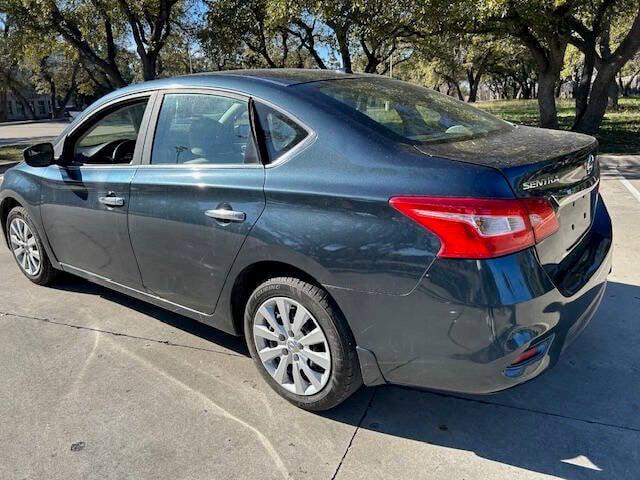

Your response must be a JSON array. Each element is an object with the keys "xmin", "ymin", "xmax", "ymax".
[
  {"xmin": 334, "ymin": 27, "xmax": 352, "ymax": 73},
  {"xmin": 608, "ymin": 80, "xmax": 619, "ymax": 109},
  {"xmin": 555, "ymin": 79, "xmax": 564, "ymax": 98},
  {"xmin": 467, "ymin": 68, "xmax": 483, "ymax": 103},
  {"xmin": 538, "ymin": 70, "xmax": 560, "ymax": 129},
  {"xmin": 142, "ymin": 55, "xmax": 158, "ymax": 81},
  {"xmin": 53, "ymin": 65, "xmax": 78, "ymax": 118},
  {"xmin": 623, "ymin": 68, "xmax": 640, "ymax": 96},
  {"xmin": 49, "ymin": 82, "xmax": 57, "ymax": 119},
  {"xmin": 573, "ymin": 66, "xmax": 614, "ymax": 133},
  {"xmin": 467, "ymin": 84, "xmax": 478, "ymax": 102},
  {"xmin": 532, "ymin": 40, "xmax": 566, "ymax": 128},
  {"xmin": 572, "ymin": 8, "xmax": 640, "ymax": 133},
  {"xmin": 453, "ymin": 81, "xmax": 464, "ymax": 101},
  {"xmin": 573, "ymin": 48, "xmax": 596, "ymax": 127},
  {"xmin": 0, "ymin": 88, "xmax": 7, "ymax": 122},
  {"xmin": 618, "ymin": 72, "xmax": 624, "ymax": 94},
  {"xmin": 364, "ymin": 57, "xmax": 380, "ymax": 74}
]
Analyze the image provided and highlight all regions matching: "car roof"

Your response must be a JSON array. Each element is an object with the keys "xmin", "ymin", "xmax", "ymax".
[
  {"xmin": 59, "ymin": 69, "xmax": 371, "ymax": 141},
  {"xmin": 112, "ymin": 69, "xmax": 363, "ymax": 95},
  {"xmin": 188, "ymin": 68, "xmax": 361, "ymax": 86},
  {"xmin": 85, "ymin": 69, "xmax": 366, "ymax": 113}
]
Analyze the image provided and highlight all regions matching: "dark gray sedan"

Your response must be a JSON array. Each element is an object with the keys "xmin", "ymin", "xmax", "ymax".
[{"xmin": 0, "ymin": 70, "xmax": 612, "ymax": 410}]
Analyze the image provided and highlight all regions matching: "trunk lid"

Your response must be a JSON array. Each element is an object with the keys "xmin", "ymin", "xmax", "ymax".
[{"xmin": 415, "ymin": 125, "xmax": 600, "ymax": 270}]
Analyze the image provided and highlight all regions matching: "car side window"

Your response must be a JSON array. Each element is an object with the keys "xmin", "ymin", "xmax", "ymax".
[
  {"xmin": 73, "ymin": 99, "xmax": 149, "ymax": 165},
  {"xmin": 254, "ymin": 103, "xmax": 308, "ymax": 163},
  {"xmin": 151, "ymin": 93, "xmax": 258, "ymax": 165}
]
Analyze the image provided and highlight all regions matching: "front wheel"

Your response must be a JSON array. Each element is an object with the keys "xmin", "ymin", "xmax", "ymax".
[
  {"xmin": 6, "ymin": 206, "xmax": 57, "ymax": 285},
  {"xmin": 244, "ymin": 277, "xmax": 362, "ymax": 411}
]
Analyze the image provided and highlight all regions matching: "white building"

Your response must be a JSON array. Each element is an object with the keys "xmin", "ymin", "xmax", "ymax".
[{"xmin": 4, "ymin": 91, "xmax": 53, "ymax": 121}]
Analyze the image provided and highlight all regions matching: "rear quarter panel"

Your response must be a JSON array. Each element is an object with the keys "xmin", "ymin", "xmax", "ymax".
[{"xmin": 238, "ymin": 103, "xmax": 516, "ymax": 296}]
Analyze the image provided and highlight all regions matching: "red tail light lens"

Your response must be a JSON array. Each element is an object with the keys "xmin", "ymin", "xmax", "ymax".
[
  {"xmin": 521, "ymin": 197, "xmax": 559, "ymax": 242},
  {"xmin": 389, "ymin": 196, "xmax": 559, "ymax": 259}
]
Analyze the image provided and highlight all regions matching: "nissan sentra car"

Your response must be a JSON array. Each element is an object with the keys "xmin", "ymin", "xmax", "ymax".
[{"xmin": 0, "ymin": 69, "xmax": 612, "ymax": 411}]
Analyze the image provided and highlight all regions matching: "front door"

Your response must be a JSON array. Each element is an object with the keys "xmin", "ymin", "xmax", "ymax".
[
  {"xmin": 128, "ymin": 91, "xmax": 265, "ymax": 314},
  {"xmin": 41, "ymin": 96, "xmax": 152, "ymax": 288}
]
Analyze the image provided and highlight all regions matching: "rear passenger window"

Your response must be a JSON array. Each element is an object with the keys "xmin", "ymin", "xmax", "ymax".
[
  {"xmin": 151, "ymin": 93, "xmax": 258, "ymax": 165},
  {"xmin": 255, "ymin": 103, "xmax": 308, "ymax": 163}
]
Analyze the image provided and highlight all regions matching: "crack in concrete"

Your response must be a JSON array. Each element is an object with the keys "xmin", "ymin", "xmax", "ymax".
[
  {"xmin": 4, "ymin": 310, "xmax": 637, "ymax": 439},
  {"xmin": 104, "ymin": 336, "xmax": 291, "ymax": 480},
  {"xmin": 0, "ymin": 311, "xmax": 244, "ymax": 358},
  {"xmin": 331, "ymin": 388, "xmax": 377, "ymax": 480},
  {"xmin": 64, "ymin": 328, "xmax": 101, "ymax": 400}
]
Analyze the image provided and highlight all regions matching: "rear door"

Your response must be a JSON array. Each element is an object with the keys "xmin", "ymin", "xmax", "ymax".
[
  {"xmin": 128, "ymin": 90, "xmax": 265, "ymax": 314},
  {"xmin": 40, "ymin": 93, "xmax": 154, "ymax": 288}
]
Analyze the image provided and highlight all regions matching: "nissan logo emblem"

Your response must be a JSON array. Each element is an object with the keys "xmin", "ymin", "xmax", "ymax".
[{"xmin": 585, "ymin": 154, "xmax": 595, "ymax": 175}]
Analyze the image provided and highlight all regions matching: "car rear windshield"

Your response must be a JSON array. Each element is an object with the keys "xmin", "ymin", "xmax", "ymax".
[{"xmin": 304, "ymin": 78, "xmax": 511, "ymax": 144}]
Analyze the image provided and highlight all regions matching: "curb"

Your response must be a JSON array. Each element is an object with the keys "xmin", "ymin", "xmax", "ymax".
[
  {"xmin": 0, "ymin": 118, "xmax": 71, "ymax": 126},
  {"xmin": 0, "ymin": 139, "xmax": 55, "ymax": 148}
]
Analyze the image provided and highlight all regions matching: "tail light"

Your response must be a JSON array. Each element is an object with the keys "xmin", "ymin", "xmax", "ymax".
[{"xmin": 389, "ymin": 196, "xmax": 559, "ymax": 259}]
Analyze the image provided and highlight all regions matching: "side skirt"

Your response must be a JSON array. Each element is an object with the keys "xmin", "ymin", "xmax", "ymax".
[{"xmin": 59, "ymin": 263, "xmax": 236, "ymax": 335}]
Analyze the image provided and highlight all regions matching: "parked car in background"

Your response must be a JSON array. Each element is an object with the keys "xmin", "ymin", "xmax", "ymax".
[{"xmin": 0, "ymin": 70, "xmax": 612, "ymax": 410}]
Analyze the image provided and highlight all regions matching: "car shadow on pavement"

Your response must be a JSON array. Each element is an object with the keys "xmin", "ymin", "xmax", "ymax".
[
  {"xmin": 49, "ymin": 272, "xmax": 249, "ymax": 357},
  {"xmin": 50, "ymin": 275, "xmax": 639, "ymax": 479},
  {"xmin": 322, "ymin": 280, "xmax": 640, "ymax": 480}
]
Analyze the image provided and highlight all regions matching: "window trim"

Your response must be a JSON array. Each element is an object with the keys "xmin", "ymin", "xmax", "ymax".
[
  {"xmin": 61, "ymin": 91, "xmax": 157, "ymax": 167},
  {"xmin": 259, "ymin": 101, "xmax": 315, "ymax": 169},
  {"xmin": 139, "ymin": 87, "xmax": 315, "ymax": 170},
  {"xmin": 253, "ymin": 102, "xmax": 312, "ymax": 167}
]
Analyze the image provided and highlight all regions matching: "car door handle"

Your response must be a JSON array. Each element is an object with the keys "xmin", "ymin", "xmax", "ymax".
[
  {"xmin": 205, "ymin": 208, "xmax": 246, "ymax": 222},
  {"xmin": 99, "ymin": 196, "xmax": 125, "ymax": 207}
]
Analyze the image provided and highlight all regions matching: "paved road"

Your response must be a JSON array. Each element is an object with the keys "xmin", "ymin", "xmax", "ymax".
[
  {"xmin": 1, "ymin": 156, "xmax": 639, "ymax": 479},
  {"xmin": 0, "ymin": 120, "xmax": 69, "ymax": 146}
]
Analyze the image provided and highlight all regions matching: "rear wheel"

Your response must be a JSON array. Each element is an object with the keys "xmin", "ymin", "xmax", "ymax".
[
  {"xmin": 244, "ymin": 277, "xmax": 362, "ymax": 411},
  {"xmin": 6, "ymin": 207, "xmax": 57, "ymax": 285}
]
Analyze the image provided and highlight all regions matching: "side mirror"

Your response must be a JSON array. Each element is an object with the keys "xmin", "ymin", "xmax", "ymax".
[{"xmin": 23, "ymin": 143, "xmax": 55, "ymax": 167}]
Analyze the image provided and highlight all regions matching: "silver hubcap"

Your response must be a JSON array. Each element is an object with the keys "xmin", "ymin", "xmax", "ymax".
[
  {"xmin": 253, "ymin": 296, "xmax": 331, "ymax": 396},
  {"xmin": 9, "ymin": 218, "xmax": 41, "ymax": 276}
]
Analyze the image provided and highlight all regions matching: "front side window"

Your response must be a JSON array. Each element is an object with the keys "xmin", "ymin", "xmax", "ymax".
[
  {"xmin": 73, "ymin": 99, "xmax": 149, "ymax": 164},
  {"xmin": 151, "ymin": 93, "xmax": 258, "ymax": 165},
  {"xmin": 254, "ymin": 103, "xmax": 308, "ymax": 163},
  {"xmin": 302, "ymin": 78, "xmax": 511, "ymax": 144}
]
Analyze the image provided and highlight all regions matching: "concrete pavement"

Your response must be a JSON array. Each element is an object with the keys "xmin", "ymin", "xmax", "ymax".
[{"xmin": 0, "ymin": 156, "xmax": 639, "ymax": 479}]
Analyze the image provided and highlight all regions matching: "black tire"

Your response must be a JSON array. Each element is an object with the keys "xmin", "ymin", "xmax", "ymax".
[
  {"xmin": 244, "ymin": 277, "xmax": 362, "ymax": 411},
  {"xmin": 6, "ymin": 206, "xmax": 58, "ymax": 285}
]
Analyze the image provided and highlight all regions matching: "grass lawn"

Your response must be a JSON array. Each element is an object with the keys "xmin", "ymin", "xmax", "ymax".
[
  {"xmin": 476, "ymin": 97, "xmax": 640, "ymax": 154},
  {"xmin": 0, "ymin": 145, "xmax": 24, "ymax": 165}
]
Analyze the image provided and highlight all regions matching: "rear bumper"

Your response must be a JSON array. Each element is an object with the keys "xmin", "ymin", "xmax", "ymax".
[{"xmin": 329, "ymin": 196, "xmax": 613, "ymax": 394}]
